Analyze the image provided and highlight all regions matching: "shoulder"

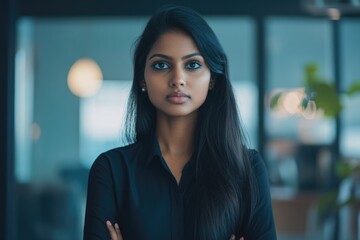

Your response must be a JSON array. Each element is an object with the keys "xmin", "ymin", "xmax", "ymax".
[
  {"xmin": 247, "ymin": 149, "xmax": 266, "ymax": 175},
  {"xmin": 245, "ymin": 149, "xmax": 271, "ymax": 207},
  {"xmin": 90, "ymin": 141, "xmax": 145, "ymax": 173},
  {"xmin": 247, "ymin": 149, "xmax": 260, "ymax": 161},
  {"xmin": 102, "ymin": 141, "xmax": 141, "ymax": 162},
  {"xmin": 244, "ymin": 150, "xmax": 277, "ymax": 239}
]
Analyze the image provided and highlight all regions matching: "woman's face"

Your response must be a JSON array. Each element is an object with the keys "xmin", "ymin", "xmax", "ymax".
[{"xmin": 143, "ymin": 30, "xmax": 211, "ymax": 119}]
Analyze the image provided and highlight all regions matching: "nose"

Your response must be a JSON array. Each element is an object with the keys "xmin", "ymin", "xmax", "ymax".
[{"xmin": 169, "ymin": 66, "xmax": 185, "ymax": 88}]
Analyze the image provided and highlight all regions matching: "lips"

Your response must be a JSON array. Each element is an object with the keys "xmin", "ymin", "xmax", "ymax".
[{"xmin": 166, "ymin": 92, "xmax": 190, "ymax": 104}]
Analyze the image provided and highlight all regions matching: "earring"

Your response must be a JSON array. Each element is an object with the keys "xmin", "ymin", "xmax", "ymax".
[{"xmin": 141, "ymin": 87, "xmax": 146, "ymax": 92}]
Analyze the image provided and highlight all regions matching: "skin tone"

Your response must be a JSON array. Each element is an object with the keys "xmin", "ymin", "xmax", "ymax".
[
  {"xmin": 106, "ymin": 30, "xmax": 244, "ymax": 240},
  {"xmin": 145, "ymin": 30, "xmax": 211, "ymax": 183}
]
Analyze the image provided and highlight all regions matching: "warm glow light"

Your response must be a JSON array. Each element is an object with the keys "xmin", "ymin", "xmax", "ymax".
[
  {"xmin": 282, "ymin": 91, "xmax": 301, "ymax": 114},
  {"xmin": 67, "ymin": 58, "xmax": 103, "ymax": 97},
  {"xmin": 327, "ymin": 8, "xmax": 341, "ymax": 21},
  {"xmin": 270, "ymin": 88, "xmax": 320, "ymax": 119}
]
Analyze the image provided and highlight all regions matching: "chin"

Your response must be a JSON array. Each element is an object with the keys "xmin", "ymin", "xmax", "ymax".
[{"xmin": 158, "ymin": 109, "xmax": 198, "ymax": 118}]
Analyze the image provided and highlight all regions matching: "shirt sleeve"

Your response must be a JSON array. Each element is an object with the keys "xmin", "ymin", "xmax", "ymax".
[
  {"xmin": 245, "ymin": 150, "xmax": 277, "ymax": 240},
  {"xmin": 83, "ymin": 153, "xmax": 119, "ymax": 240}
]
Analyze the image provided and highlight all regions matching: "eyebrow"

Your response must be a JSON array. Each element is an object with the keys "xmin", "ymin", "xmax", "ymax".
[{"xmin": 148, "ymin": 53, "xmax": 202, "ymax": 60}]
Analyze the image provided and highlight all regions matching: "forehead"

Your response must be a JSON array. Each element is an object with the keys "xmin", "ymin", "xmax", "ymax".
[{"xmin": 148, "ymin": 30, "xmax": 200, "ymax": 57}]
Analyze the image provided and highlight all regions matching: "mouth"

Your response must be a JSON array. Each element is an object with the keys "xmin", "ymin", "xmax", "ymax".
[{"xmin": 166, "ymin": 92, "xmax": 190, "ymax": 104}]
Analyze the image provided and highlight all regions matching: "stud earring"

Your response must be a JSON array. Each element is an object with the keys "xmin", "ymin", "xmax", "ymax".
[{"xmin": 141, "ymin": 87, "xmax": 146, "ymax": 92}]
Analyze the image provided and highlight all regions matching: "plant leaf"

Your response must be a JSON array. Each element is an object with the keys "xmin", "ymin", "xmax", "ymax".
[
  {"xmin": 313, "ymin": 82, "xmax": 342, "ymax": 117},
  {"xmin": 270, "ymin": 92, "xmax": 283, "ymax": 109},
  {"xmin": 305, "ymin": 63, "xmax": 319, "ymax": 86},
  {"xmin": 317, "ymin": 190, "xmax": 338, "ymax": 214},
  {"xmin": 347, "ymin": 81, "xmax": 360, "ymax": 96},
  {"xmin": 335, "ymin": 161, "xmax": 354, "ymax": 178}
]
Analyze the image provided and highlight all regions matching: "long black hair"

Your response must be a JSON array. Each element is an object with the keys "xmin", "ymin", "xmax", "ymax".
[{"xmin": 125, "ymin": 5, "xmax": 258, "ymax": 239}]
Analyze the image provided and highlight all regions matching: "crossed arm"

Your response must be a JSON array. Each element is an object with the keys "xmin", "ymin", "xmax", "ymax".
[{"xmin": 106, "ymin": 221, "xmax": 244, "ymax": 240}]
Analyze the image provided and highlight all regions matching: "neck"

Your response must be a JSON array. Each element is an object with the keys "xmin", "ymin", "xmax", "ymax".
[{"xmin": 156, "ymin": 111, "xmax": 197, "ymax": 160}]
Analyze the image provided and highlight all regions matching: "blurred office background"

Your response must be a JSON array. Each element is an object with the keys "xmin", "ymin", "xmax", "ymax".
[{"xmin": 1, "ymin": 0, "xmax": 360, "ymax": 240}]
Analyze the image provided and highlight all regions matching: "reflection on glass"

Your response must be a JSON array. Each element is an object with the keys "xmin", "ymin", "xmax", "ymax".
[
  {"xmin": 15, "ymin": 19, "xmax": 34, "ymax": 183},
  {"xmin": 340, "ymin": 19, "xmax": 360, "ymax": 158},
  {"xmin": 265, "ymin": 17, "xmax": 335, "ymax": 192},
  {"xmin": 79, "ymin": 80, "xmax": 131, "ymax": 168},
  {"xmin": 14, "ymin": 17, "xmax": 147, "ymax": 240}
]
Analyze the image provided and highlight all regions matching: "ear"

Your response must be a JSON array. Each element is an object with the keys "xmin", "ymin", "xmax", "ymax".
[{"xmin": 209, "ymin": 79, "xmax": 215, "ymax": 90}]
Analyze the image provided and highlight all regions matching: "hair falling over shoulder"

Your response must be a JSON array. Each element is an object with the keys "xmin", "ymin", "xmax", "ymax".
[{"xmin": 124, "ymin": 5, "xmax": 258, "ymax": 239}]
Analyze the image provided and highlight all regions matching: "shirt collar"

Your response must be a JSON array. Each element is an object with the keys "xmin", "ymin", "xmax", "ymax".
[
  {"xmin": 142, "ymin": 130, "xmax": 196, "ymax": 177},
  {"xmin": 143, "ymin": 131, "xmax": 163, "ymax": 168}
]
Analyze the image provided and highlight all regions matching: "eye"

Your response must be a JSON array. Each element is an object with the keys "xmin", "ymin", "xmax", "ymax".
[
  {"xmin": 152, "ymin": 62, "xmax": 170, "ymax": 70},
  {"xmin": 185, "ymin": 61, "xmax": 202, "ymax": 70}
]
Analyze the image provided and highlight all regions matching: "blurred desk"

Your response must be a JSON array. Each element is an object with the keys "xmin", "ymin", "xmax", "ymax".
[{"xmin": 271, "ymin": 187, "xmax": 322, "ymax": 235}]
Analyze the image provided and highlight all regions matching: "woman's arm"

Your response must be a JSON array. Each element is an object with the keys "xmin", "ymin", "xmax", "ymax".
[
  {"xmin": 245, "ymin": 150, "xmax": 277, "ymax": 240},
  {"xmin": 106, "ymin": 222, "xmax": 244, "ymax": 240},
  {"xmin": 84, "ymin": 153, "xmax": 119, "ymax": 239}
]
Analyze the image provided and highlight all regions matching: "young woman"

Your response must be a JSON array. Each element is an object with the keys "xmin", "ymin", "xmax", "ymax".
[{"xmin": 84, "ymin": 5, "xmax": 276, "ymax": 240}]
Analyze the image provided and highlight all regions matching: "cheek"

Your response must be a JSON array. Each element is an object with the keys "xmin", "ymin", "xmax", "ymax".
[
  {"xmin": 192, "ymin": 72, "xmax": 211, "ymax": 93},
  {"xmin": 143, "ymin": 75, "xmax": 166, "ymax": 106},
  {"xmin": 190, "ymin": 78, "xmax": 211, "ymax": 105}
]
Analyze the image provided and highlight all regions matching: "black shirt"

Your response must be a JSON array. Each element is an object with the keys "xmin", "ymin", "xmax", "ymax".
[{"xmin": 84, "ymin": 134, "xmax": 277, "ymax": 240}]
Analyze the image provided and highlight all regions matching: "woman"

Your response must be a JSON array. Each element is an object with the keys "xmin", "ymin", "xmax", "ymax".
[{"xmin": 84, "ymin": 5, "xmax": 276, "ymax": 240}]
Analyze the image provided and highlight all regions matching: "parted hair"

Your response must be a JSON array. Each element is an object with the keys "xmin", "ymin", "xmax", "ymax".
[{"xmin": 125, "ymin": 5, "xmax": 258, "ymax": 239}]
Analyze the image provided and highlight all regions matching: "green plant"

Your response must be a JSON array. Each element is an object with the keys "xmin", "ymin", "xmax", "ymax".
[
  {"xmin": 270, "ymin": 63, "xmax": 360, "ymax": 118},
  {"xmin": 318, "ymin": 160, "xmax": 360, "ymax": 214},
  {"xmin": 269, "ymin": 63, "xmax": 360, "ymax": 216}
]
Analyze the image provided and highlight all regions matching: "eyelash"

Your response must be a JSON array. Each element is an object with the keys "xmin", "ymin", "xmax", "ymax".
[
  {"xmin": 152, "ymin": 62, "xmax": 170, "ymax": 70},
  {"xmin": 185, "ymin": 61, "xmax": 202, "ymax": 70},
  {"xmin": 151, "ymin": 60, "xmax": 202, "ymax": 71}
]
